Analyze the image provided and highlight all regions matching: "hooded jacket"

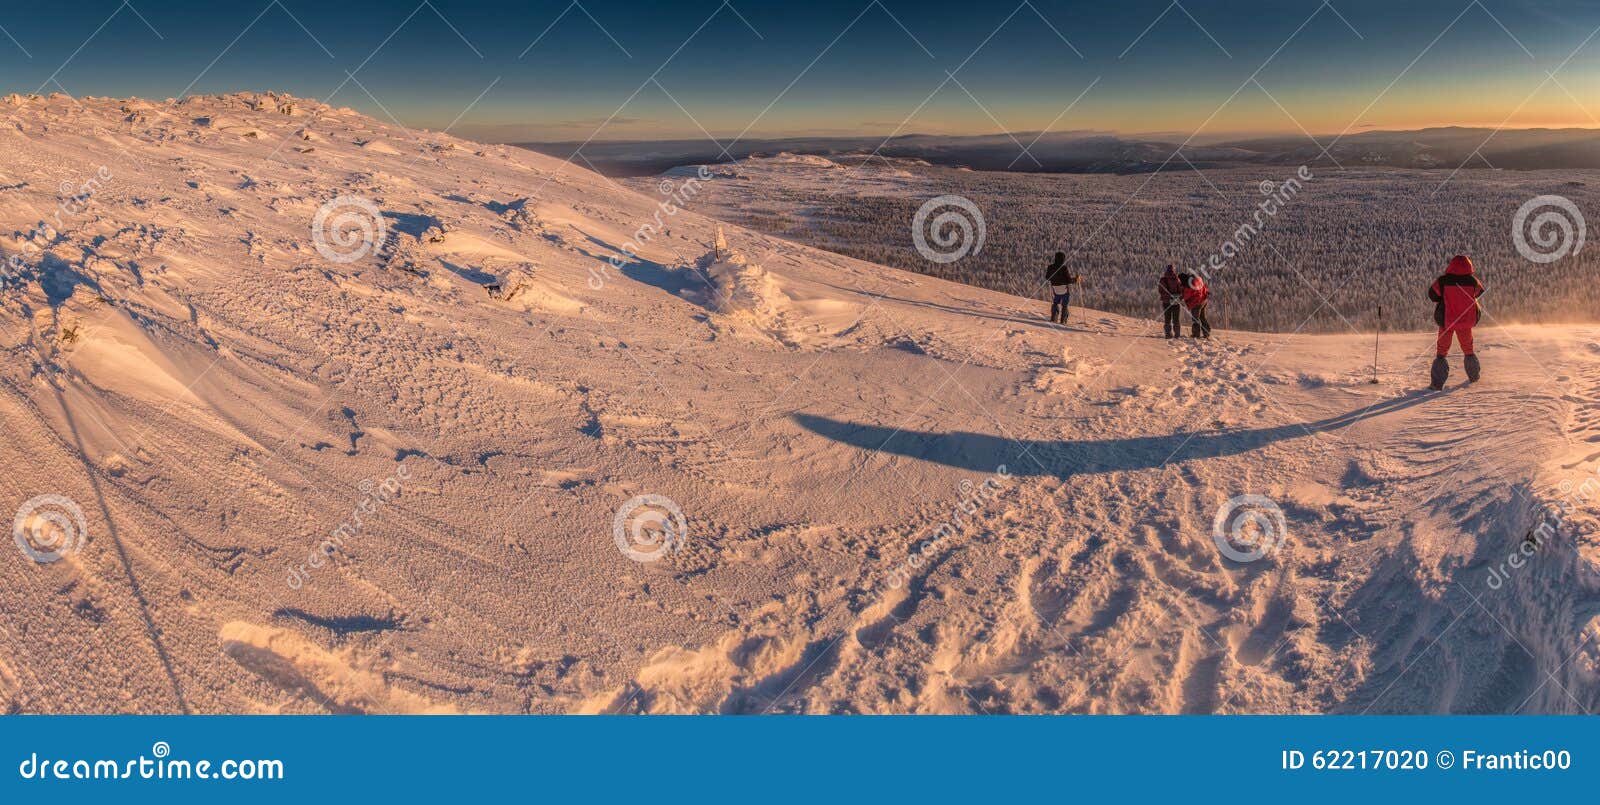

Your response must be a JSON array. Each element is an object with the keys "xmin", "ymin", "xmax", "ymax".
[
  {"xmin": 1429, "ymin": 255, "xmax": 1483, "ymax": 330},
  {"xmin": 1045, "ymin": 254, "xmax": 1078, "ymax": 288},
  {"xmin": 1180, "ymin": 273, "xmax": 1209, "ymax": 310},
  {"xmin": 1159, "ymin": 267, "xmax": 1183, "ymax": 304}
]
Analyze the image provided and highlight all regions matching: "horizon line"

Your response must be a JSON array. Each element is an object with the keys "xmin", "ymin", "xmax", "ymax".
[{"xmin": 502, "ymin": 123, "xmax": 1600, "ymax": 146}]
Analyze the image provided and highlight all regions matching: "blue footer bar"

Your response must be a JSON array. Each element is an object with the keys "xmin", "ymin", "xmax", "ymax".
[{"xmin": 1, "ymin": 716, "xmax": 1591, "ymax": 802}]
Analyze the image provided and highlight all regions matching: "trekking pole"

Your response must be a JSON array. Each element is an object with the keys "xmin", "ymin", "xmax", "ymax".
[
  {"xmin": 1371, "ymin": 305, "xmax": 1382, "ymax": 384},
  {"xmin": 1076, "ymin": 269, "xmax": 1087, "ymax": 332},
  {"xmin": 1074, "ymin": 270, "xmax": 1088, "ymax": 332}
]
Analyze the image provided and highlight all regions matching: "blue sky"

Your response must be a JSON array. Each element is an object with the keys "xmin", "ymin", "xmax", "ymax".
[{"xmin": 1, "ymin": 0, "xmax": 1598, "ymax": 141}]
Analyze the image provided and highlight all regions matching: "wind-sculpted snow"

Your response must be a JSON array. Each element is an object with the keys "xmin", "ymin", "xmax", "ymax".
[
  {"xmin": 645, "ymin": 156, "xmax": 1600, "ymax": 334},
  {"xmin": 1, "ymin": 93, "xmax": 1598, "ymax": 714}
]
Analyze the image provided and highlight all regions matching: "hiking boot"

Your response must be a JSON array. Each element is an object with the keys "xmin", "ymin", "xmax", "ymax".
[{"xmin": 1429, "ymin": 355, "xmax": 1449, "ymax": 390}]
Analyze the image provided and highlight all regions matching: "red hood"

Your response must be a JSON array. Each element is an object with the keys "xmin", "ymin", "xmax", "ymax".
[{"xmin": 1446, "ymin": 255, "xmax": 1474, "ymax": 276}]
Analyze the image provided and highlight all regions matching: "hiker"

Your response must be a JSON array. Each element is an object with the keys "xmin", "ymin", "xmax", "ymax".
[
  {"xmin": 1158, "ymin": 265, "xmax": 1184, "ymax": 338},
  {"xmin": 1428, "ymin": 254, "xmax": 1484, "ymax": 390},
  {"xmin": 1045, "ymin": 251, "xmax": 1079, "ymax": 324},
  {"xmin": 1180, "ymin": 271, "xmax": 1212, "ymax": 338}
]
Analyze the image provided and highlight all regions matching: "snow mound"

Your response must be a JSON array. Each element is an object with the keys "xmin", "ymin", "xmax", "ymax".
[
  {"xmin": 703, "ymin": 251, "xmax": 791, "ymax": 337},
  {"xmin": 220, "ymin": 621, "xmax": 458, "ymax": 714},
  {"xmin": 767, "ymin": 152, "xmax": 839, "ymax": 168},
  {"xmin": 359, "ymin": 139, "xmax": 402, "ymax": 155}
]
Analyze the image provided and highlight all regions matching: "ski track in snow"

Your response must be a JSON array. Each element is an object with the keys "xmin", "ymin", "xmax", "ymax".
[{"xmin": 1, "ymin": 92, "xmax": 1599, "ymax": 714}]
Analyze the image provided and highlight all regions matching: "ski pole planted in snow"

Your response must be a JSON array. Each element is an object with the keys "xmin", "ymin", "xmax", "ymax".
[{"xmin": 1372, "ymin": 305, "xmax": 1382, "ymax": 384}]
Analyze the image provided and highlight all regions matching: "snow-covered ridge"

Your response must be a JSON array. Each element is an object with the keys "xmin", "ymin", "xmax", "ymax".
[{"xmin": 1, "ymin": 94, "xmax": 1598, "ymax": 714}]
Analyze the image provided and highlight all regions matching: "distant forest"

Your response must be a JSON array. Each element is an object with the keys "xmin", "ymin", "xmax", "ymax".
[{"xmin": 667, "ymin": 164, "xmax": 1600, "ymax": 334}]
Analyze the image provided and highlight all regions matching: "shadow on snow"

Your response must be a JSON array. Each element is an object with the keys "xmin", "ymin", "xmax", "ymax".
[{"xmin": 794, "ymin": 393, "xmax": 1437, "ymax": 477}]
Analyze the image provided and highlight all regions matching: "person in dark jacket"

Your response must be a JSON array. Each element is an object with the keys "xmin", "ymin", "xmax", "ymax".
[
  {"xmin": 1158, "ymin": 265, "xmax": 1184, "ymax": 338},
  {"xmin": 1179, "ymin": 271, "xmax": 1212, "ymax": 338},
  {"xmin": 1045, "ymin": 251, "xmax": 1079, "ymax": 324},
  {"xmin": 1427, "ymin": 254, "xmax": 1484, "ymax": 389}
]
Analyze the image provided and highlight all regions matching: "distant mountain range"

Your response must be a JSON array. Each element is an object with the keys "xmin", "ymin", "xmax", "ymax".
[{"xmin": 518, "ymin": 127, "xmax": 1600, "ymax": 176}]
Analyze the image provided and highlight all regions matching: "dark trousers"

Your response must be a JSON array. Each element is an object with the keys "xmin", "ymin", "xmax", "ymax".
[
  {"xmin": 1051, "ymin": 292, "xmax": 1071, "ymax": 323},
  {"xmin": 1162, "ymin": 303, "xmax": 1182, "ymax": 337},
  {"xmin": 1189, "ymin": 305, "xmax": 1212, "ymax": 338}
]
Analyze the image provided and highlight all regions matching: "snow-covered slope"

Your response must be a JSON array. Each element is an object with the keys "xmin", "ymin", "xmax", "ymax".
[{"xmin": 2, "ymin": 93, "xmax": 1599, "ymax": 714}]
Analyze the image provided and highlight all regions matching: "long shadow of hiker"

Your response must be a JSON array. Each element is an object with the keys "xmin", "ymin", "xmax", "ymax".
[
  {"xmin": 45, "ymin": 374, "xmax": 190, "ymax": 712},
  {"xmin": 794, "ymin": 393, "xmax": 1435, "ymax": 478}
]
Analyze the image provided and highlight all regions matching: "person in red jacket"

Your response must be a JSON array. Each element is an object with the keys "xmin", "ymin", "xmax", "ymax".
[
  {"xmin": 1428, "ymin": 254, "xmax": 1484, "ymax": 390},
  {"xmin": 1179, "ymin": 271, "xmax": 1212, "ymax": 338}
]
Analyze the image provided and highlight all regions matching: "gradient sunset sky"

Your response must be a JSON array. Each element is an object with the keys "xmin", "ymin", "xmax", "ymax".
[{"xmin": 2, "ymin": 0, "xmax": 1598, "ymax": 142}]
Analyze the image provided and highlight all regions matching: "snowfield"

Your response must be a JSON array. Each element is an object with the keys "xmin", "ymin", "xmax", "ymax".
[{"xmin": 2, "ymin": 92, "xmax": 1599, "ymax": 714}]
